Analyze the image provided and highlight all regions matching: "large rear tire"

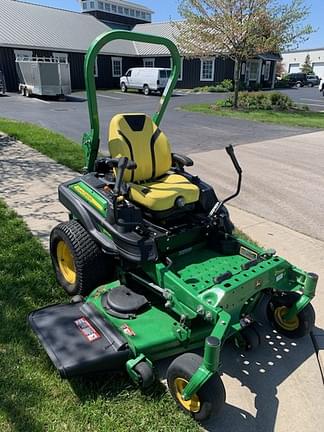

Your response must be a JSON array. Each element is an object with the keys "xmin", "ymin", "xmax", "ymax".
[{"xmin": 50, "ymin": 220, "xmax": 114, "ymax": 296}]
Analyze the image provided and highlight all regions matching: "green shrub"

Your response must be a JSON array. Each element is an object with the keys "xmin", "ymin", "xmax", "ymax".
[
  {"xmin": 214, "ymin": 98, "xmax": 233, "ymax": 108},
  {"xmin": 207, "ymin": 86, "xmax": 218, "ymax": 92},
  {"xmin": 192, "ymin": 87, "xmax": 201, "ymax": 92},
  {"xmin": 214, "ymin": 85, "xmax": 230, "ymax": 92},
  {"xmin": 269, "ymin": 92, "xmax": 293, "ymax": 110},
  {"xmin": 214, "ymin": 91, "xmax": 296, "ymax": 111},
  {"xmin": 275, "ymin": 79, "xmax": 290, "ymax": 89},
  {"xmin": 237, "ymin": 91, "xmax": 294, "ymax": 111},
  {"xmin": 220, "ymin": 79, "xmax": 234, "ymax": 91}
]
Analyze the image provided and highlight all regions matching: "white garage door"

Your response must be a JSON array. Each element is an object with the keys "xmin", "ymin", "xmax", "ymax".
[
  {"xmin": 312, "ymin": 62, "xmax": 324, "ymax": 79},
  {"xmin": 288, "ymin": 63, "xmax": 300, "ymax": 73}
]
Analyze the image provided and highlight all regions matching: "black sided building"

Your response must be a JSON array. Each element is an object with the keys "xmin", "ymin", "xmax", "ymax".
[{"xmin": 0, "ymin": 0, "xmax": 279, "ymax": 92}]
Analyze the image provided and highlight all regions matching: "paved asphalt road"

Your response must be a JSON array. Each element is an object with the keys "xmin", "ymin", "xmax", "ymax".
[{"xmin": 0, "ymin": 90, "xmax": 323, "ymax": 241}]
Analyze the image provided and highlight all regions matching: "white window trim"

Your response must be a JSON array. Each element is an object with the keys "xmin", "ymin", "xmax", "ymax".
[
  {"xmin": 112, "ymin": 57, "xmax": 122, "ymax": 77},
  {"xmin": 170, "ymin": 57, "xmax": 184, "ymax": 81},
  {"xmin": 200, "ymin": 58, "xmax": 215, "ymax": 82},
  {"xmin": 143, "ymin": 58, "xmax": 155, "ymax": 68}
]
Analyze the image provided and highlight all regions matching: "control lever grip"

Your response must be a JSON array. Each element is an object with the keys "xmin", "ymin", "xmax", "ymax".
[
  {"xmin": 226, "ymin": 145, "xmax": 242, "ymax": 174},
  {"xmin": 126, "ymin": 160, "xmax": 137, "ymax": 170},
  {"xmin": 117, "ymin": 157, "xmax": 137, "ymax": 170}
]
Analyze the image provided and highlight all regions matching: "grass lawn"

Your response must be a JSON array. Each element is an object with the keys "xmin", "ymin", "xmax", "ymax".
[
  {"xmin": 0, "ymin": 118, "xmax": 84, "ymax": 172},
  {"xmin": 0, "ymin": 200, "xmax": 200, "ymax": 432},
  {"xmin": 181, "ymin": 103, "xmax": 324, "ymax": 128}
]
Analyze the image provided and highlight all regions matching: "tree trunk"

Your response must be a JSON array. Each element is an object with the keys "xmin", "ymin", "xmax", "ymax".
[{"xmin": 233, "ymin": 58, "xmax": 241, "ymax": 109}]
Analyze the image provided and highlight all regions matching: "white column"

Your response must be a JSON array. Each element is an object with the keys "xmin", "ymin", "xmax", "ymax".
[
  {"xmin": 257, "ymin": 59, "xmax": 263, "ymax": 84},
  {"xmin": 271, "ymin": 61, "xmax": 277, "ymax": 89}
]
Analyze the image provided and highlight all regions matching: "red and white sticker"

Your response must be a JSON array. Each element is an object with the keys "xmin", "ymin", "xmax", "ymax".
[
  {"xmin": 74, "ymin": 317, "xmax": 101, "ymax": 342},
  {"xmin": 121, "ymin": 324, "xmax": 136, "ymax": 337}
]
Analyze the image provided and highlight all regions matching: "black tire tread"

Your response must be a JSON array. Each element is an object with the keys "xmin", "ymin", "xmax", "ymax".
[
  {"xmin": 167, "ymin": 352, "xmax": 225, "ymax": 422},
  {"xmin": 50, "ymin": 220, "xmax": 112, "ymax": 296},
  {"xmin": 240, "ymin": 325, "xmax": 261, "ymax": 351},
  {"xmin": 134, "ymin": 362, "xmax": 155, "ymax": 389}
]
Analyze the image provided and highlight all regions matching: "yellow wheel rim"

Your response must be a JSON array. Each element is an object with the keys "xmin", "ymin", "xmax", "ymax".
[
  {"xmin": 174, "ymin": 378, "xmax": 201, "ymax": 413},
  {"xmin": 274, "ymin": 306, "xmax": 299, "ymax": 331},
  {"xmin": 56, "ymin": 240, "xmax": 76, "ymax": 285}
]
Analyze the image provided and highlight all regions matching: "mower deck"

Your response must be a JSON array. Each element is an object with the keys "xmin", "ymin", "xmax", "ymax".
[{"xmin": 29, "ymin": 302, "xmax": 130, "ymax": 378}]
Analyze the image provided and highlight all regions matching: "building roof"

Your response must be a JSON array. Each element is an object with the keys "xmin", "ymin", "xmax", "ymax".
[
  {"xmin": 282, "ymin": 47, "xmax": 324, "ymax": 54},
  {"xmin": 133, "ymin": 22, "xmax": 181, "ymax": 56},
  {"xmin": 0, "ymin": 0, "xmax": 137, "ymax": 55},
  {"xmin": 0, "ymin": 1, "xmax": 281, "ymax": 60}
]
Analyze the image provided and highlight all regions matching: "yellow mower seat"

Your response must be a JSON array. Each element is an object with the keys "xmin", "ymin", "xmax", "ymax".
[{"xmin": 108, "ymin": 113, "xmax": 200, "ymax": 212}]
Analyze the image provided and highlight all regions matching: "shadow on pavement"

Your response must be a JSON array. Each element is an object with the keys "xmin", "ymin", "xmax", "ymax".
[{"xmin": 156, "ymin": 296, "xmax": 321, "ymax": 432}]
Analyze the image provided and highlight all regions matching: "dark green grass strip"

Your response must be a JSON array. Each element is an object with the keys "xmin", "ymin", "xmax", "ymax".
[
  {"xmin": 181, "ymin": 104, "xmax": 324, "ymax": 128},
  {"xmin": 0, "ymin": 118, "xmax": 84, "ymax": 172}
]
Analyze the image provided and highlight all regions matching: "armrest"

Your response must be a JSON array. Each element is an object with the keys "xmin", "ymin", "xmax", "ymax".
[{"xmin": 172, "ymin": 153, "xmax": 194, "ymax": 168}]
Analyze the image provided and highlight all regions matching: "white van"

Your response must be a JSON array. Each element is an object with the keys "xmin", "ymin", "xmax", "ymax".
[{"xmin": 120, "ymin": 67, "xmax": 171, "ymax": 95}]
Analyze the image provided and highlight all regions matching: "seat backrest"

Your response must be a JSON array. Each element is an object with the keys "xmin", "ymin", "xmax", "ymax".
[{"xmin": 108, "ymin": 113, "xmax": 172, "ymax": 183}]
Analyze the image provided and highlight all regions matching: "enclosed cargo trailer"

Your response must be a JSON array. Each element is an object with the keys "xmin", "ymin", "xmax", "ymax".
[{"xmin": 16, "ymin": 56, "xmax": 71, "ymax": 97}]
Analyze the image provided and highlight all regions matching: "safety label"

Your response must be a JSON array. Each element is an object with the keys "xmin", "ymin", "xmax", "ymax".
[{"xmin": 74, "ymin": 317, "xmax": 101, "ymax": 342}]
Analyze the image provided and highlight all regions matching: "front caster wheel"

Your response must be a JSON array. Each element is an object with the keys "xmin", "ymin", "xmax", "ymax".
[
  {"xmin": 267, "ymin": 292, "xmax": 315, "ymax": 339},
  {"xmin": 134, "ymin": 361, "xmax": 156, "ymax": 389},
  {"xmin": 239, "ymin": 324, "xmax": 261, "ymax": 351},
  {"xmin": 167, "ymin": 353, "xmax": 225, "ymax": 422}
]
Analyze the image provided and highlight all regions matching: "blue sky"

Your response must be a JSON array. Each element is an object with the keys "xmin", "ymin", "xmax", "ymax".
[{"xmin": 22, "ymin": 0, "xmax": 323, "ymax": 49}]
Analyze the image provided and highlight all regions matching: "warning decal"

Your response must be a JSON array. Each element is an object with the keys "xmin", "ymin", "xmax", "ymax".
[
  {"xmin": 74, "ymin": 317, "xmax": 101, "ymax": 342},
  {"xmin": 121, "ymin": 324, "xmax": 136, "ymax": 337}
]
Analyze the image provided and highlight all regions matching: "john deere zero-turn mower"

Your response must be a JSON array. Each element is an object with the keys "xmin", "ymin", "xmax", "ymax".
[{"xmin": 29, "ymin": 30, "xmax": 318, "ymax": 421}]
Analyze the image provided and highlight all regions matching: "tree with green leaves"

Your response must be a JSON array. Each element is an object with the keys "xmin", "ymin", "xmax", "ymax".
[
  {"xmin": 176, "ymin": 0, "xmax": 313, "ymax": 108},
  {"xmin": 300, "ymin": 54, "xmax": 313, "ymax": 74}
]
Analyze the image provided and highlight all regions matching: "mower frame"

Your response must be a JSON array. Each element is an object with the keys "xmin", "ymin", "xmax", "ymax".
[{"xmin": 29, "ymin": 29, "xmax": 319, "ymax": 421}]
